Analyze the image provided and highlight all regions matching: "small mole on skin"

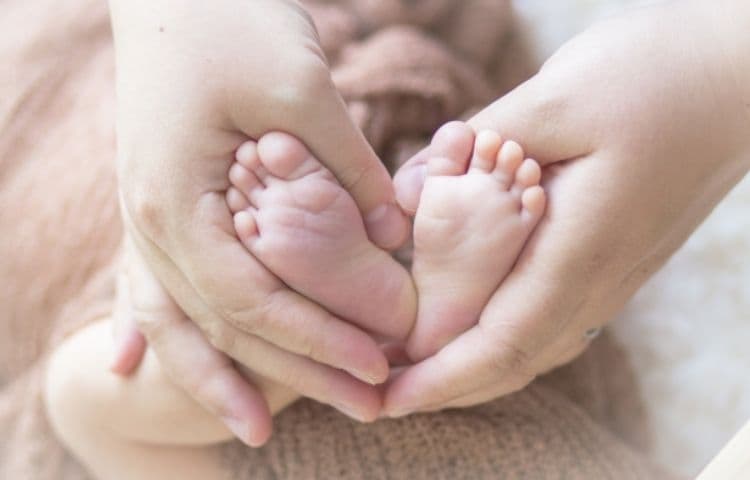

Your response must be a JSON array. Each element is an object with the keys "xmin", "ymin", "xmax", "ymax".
[{"xmin": 158, "ymin": 26, "xmax": 164, "ymax": 33}]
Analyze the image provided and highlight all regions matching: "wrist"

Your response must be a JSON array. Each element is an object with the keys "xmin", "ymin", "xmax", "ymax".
[{"xmin": 701, "ymin": 1, "xmax": 750, "ymax": 122}]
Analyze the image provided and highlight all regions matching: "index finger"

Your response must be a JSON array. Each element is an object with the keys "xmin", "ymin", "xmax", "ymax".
[
  {"xmin": 125, "ymin": 237, "xmax": 273, "ymax": 446},
  {"xmin": 125, "ymin": 193, "xmax": 391, "ymax": 385}
]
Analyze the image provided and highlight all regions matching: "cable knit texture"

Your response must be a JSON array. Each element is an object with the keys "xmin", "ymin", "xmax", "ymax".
[{"xmin": 0, "ymin": 0, "xmax": 680, "ymax": 478}]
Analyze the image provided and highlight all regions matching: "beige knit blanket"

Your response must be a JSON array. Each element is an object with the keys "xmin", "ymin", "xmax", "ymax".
[{"xmin": 0, "ymin": 0, "xmax": 679, "ymax": 478}]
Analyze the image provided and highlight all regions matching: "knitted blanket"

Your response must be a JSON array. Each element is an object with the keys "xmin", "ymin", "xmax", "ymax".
[{"xmin": 0, "ymin": 0, "xmax": 679, "ymax": 478}]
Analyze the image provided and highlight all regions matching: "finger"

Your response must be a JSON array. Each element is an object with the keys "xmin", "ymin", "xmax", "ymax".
[
  {"xmin": 467, "ymin": 66, "xmax": 593, "ymax": 165},
  {"xmin": 126, "ymin": 239, "xmax": 273, "ymax": 447},
  {"xmin": 383, "ymin": 326, "xmax": 537, "ymax": 417},
  {"xmin": 233, "ymin": 74, "xmax": 409, "ymax": 250},
  {"xmin": 531, "ymin": 324, "xmax": 603, "ymax": 376},
  {"xmin": 130, "ymin": 225, "xmax": 384, "ymax": 422},
  {"xmin": 437, "ymin": 330, "xmax": 600, "ymax": 411},
  {"xmin": 419, "ymin": 383, "xmax": 515, "ymax": 412},
  {"xmin": 139, "ymin": 311, "xmax": 274, "ymax": 447},
  {"xmin": 386, "ymin": 156, "xmax": 628, "ymax": 415},
  {"xmin": 217, "ymin": 322, "xmax": 384, "ymax": 423},
  {"xmin": 124, "ymin": 197, "xmax": 390, "ymax": 385},
  {"xmin": 110, "ymin": 261, "xmax": 147, "ymax": 376},
  {"xmin": 301, "ymin": 95, "xmax": 409, "ymax": 249},
  {"xmin": 138, "ymin": 303, "xmax": 384, "ymax": 423}
]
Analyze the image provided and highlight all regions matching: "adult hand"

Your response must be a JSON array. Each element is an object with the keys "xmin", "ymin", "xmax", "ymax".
[
  {"xmin": 386, "ymin": 0, "xmax": 750, "ymax": 415},
  {"xmin": 110, "ymin": 237, "xmax": 299, "ymax": 447},
  {"xmin": 109, "ymin": 0, "xmax": 408, "ymax": 440}
]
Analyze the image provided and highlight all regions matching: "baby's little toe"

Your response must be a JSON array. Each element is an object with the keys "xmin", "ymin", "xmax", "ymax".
[{"xmin": 521, "ymin": 186, "xmax": 546, "ymax": 223}]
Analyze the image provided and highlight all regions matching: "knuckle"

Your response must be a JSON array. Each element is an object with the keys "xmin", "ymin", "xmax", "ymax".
[
  {"xmin": 187, "ymin": 364, "xmax": 235, "ymax": 416},
  {"xmin": 125, "ymin": 186, "xmax": 167, "ymax": 239},
  {"xmin": 336, "ymin": 159, "xmax": 382, "ymax": 197},
  {"xmin": 272, "ymin": 367, "xmax": 308, "ymax": 393},
  {"xmin": 428, "ymin": 358, "xmax": 463, "ymax": 405},
  {"xmin": 204, "ymin": 320, "xmax": 238, "ymax": 355},
  {"xmin": 132, "ymin": 307, "xmax": 169, "ymax": 340},
  {"xmin": 268, "ymin": 56, "xmax": 333, "ymax": 108},
  {"xmin": 481, "ymin": 324, "xmax": 536, "ymax": 377},
  {"xmin": 220, "ymin": 301, "xmax": 271, "ymax": 338},
  {"xmin": 296, "ymin": 335, "xmax": 320, "ymax": 364},
  {"xmin": 489, "ymin": 343, "xmax": 533, "ymax": 377}
]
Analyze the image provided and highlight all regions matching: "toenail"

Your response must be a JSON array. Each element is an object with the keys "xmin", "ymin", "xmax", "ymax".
[
  {"xmin": 221, "ymin": 415, "xmax": 251, "ymax": 446},
  {"xmin": 333, "ymin": 404, "xmax": 369, "ymax": 423}
]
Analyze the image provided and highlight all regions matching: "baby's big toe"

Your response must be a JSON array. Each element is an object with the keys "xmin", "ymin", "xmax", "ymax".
[
  {"xmin": 257, "ymin": 132, "xmax": 324, "ymax": 181},
  {"xmin": 394, "ymin": 121, "xmax": 474, "ymax": 215}
]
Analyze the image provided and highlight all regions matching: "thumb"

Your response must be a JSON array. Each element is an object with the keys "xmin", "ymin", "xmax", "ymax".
[
  {"xmin": 467, "ymin": 65, "xmax": 593, "ymax": 166},
  {"xmin": 393, "ymin": 61, "xmax": 594, "ymax": 215},
  {"xmin": 234, "ymin": 70, "xmax": 409, "ymax": 250}
]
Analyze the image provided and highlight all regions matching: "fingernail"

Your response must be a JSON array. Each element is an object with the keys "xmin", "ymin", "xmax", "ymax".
[
  {"xmin": 394, "ymin": 164, "xmax": 426, "ymax": 216},
  {"xmin": 364, "ymin": 203, "xmax": 408, "ymax": 250},
  {"xmin": 334, "ymin": 404, "xmax": 368, "ymax": 423},
  {"xmin": 352, "ymin": 364, "xmax": 389, "ymax": 386},
  {"xmin": 221, "ymin": 416, "xmax": 250, "ymax": 445},
  {"xmin": 109, "ymin": 328, "xmax": 146, "ymax": 376},
  {"xmin": 385, "ymin": 408, "xmax": 413, "ymax": 418}
]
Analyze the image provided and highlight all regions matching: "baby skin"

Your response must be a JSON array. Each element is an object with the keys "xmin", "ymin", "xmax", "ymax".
[
  {"xmin": 226, "ymin": 124, "xmax": 545, "ymax": 361},
  {"xmin": 44, "ymin": 124, "xmax": 544, "ymax": 480}
]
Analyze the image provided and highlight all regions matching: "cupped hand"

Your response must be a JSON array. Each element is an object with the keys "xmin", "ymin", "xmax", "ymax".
[
  {"xmin": 385, "ymin": 0, "xmax": 750, "ymax": 415},
  {"xmin": 109, "ymin": 0, "xmax": 410, "ymax": 441},
  {"xmin": 111, "ymin": 237, "xmax": 300, "ymax": 446}
]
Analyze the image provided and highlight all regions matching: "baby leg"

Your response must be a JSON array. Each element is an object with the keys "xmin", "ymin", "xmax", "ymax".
[{"xmin": 44, "ymin": 319, "xmax": 296, "ymax": 479}]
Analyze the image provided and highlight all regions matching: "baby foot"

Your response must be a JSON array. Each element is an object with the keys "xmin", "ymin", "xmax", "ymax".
[
  {"xmin": 226, "ymin": 132, "xmax": 416, "ymax": 340},
  {"xmin": 406, "ymin": 126, "xmax": 546, "ymax": 361}
]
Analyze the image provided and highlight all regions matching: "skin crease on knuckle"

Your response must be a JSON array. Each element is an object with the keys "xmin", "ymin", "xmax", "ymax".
[
  {"xmin": 132, "ymin": 305, "xmax": 176, "ymax": 343},
  {"xmin": 187, "ymin": 364, "xmax": 237, "ymax": 418},
  {"xmin": 126, "ymin": 186, "xmax": 168, "ymax": 242},
  {"xmin": 479, "ymin": 322, "xmax": 539, "ymax": 382},
  {"xmin": 216, "ymin": 286, "xmax": 297, "ymax": 342},
  {"xmin": 203, "ymin": 318, "xmax": 239, "ymax": 358},
  {"xmin": 262, "ymin": 54, "xmax": 333, "ymax": 116}
]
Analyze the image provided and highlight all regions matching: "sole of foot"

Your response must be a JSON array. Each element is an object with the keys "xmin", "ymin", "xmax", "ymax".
[
  {"xmin": 405, "ymin": 125, "xmax": 546, "ymax": 361},
  {"xmin": 226, "ymin": 132, "xmax": 416, "ymax": 341}
]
